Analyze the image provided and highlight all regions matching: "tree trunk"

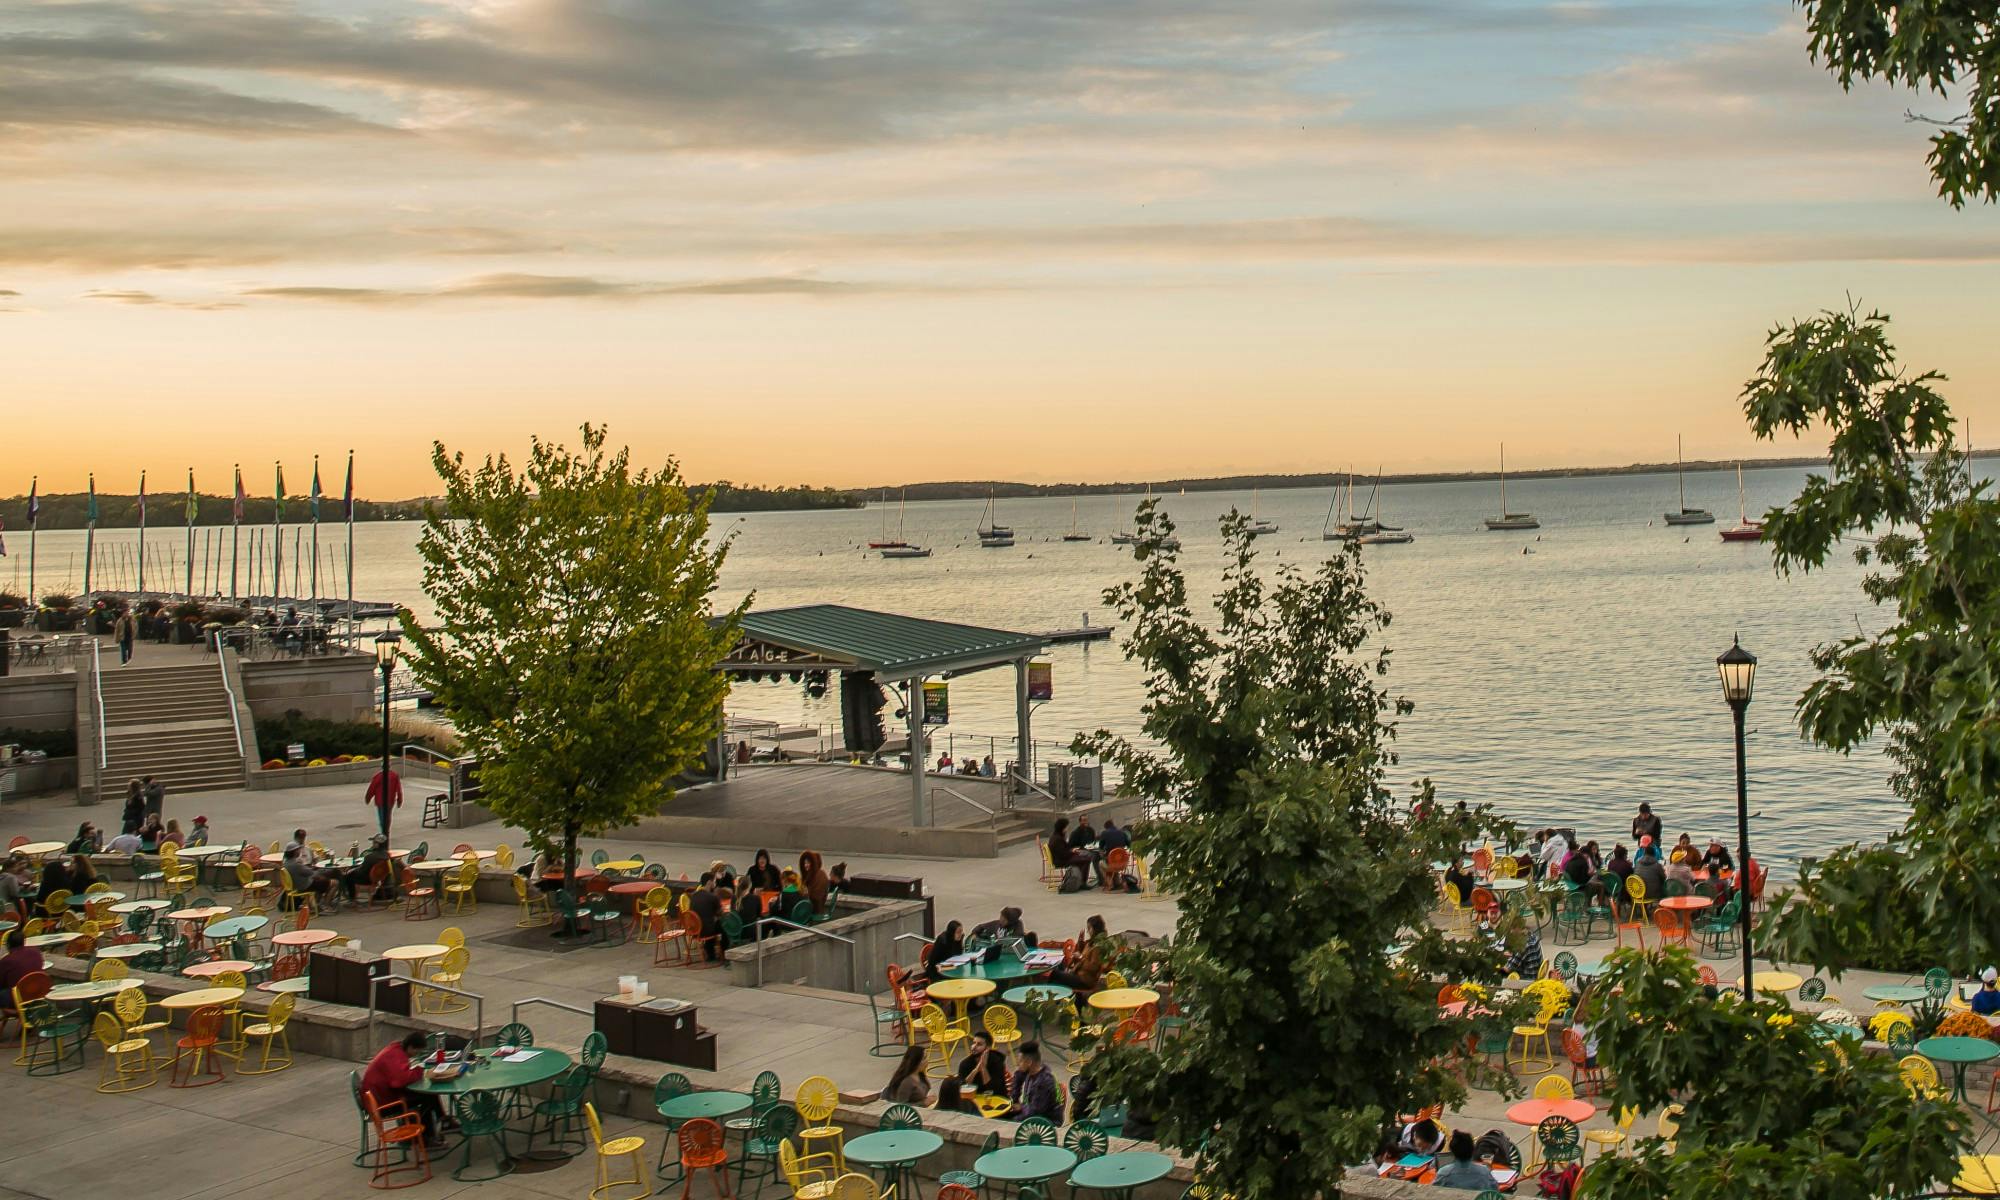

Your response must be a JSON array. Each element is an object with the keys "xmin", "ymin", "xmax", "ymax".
[{"xmin": 562, "ymin": 823, "xmax": 579, "ymax": 935}]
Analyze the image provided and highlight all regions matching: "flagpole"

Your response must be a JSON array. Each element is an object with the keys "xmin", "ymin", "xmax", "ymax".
[
  {"xmin": 83, "ymin": 474, "xmax": 96, "ymax": 596},
  {"xmin": 26, "ymin": 477, "xmax": 36, "ymax": 606},
  {"xmin": 345, "ymin": 450, "xmax": 355, "ymax": 638},
  {"xmin": 273, "ymin": 462, "xmax": 284, "ymax": 606},
  {"xmin": 310, "ymin": 454, "xmax": 321, "ymax": 614},
  {"xmin": 136, "ymin": 470, "xmax": 147, "ymax": 596},
  {"xmin": 183, "ymin": 468, "xmax": 195, "ymax": 598},
  {"xmin": 231, "ymin": 464, "xmax": 242, "ymax": 602}
]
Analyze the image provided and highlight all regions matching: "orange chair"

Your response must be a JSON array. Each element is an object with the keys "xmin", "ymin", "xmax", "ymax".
[
  {"xmin": 401, "ymin": 868, "xmax": 439, "ymax": 921},
  {"xmin": 363, "ymin": 1092, "xmax": 433, "ymax": 1189},
  {"xmin": 1101, "ymin": 847, "xmax": 1131, "ymax": 891},
  {"xmin": 675, "ymin": 1117, "xmax": 734, "ymax": 1199},
  {"xmin": 1437, "ymin": 984, "xmax": 1463, "ymax": 1008},
  {"xmin": 1613, "ymin": 905, "xmax": 1648, "ymax": 951},
  {"xmin": 652, "ymin": 909, "xmax": 690, "ymax": 967},
  {"xmin": 682, "ymin": 910, "xmax": 721, "ymax": 967},
  {"xmin": 169, "ymin": 1005, "xmax": 227, "ymax": 1088},
  {"xmin": 1470, "ymin": 847, "xmax": 1493, "ymax": 878},
  {"xmin": 1563, "ymin": 1028, "xmax": 1604, "ymax": 1096},
  {"xmin": 1655, "ymin": 908, "xmax": 1690, "ymax": 949},
  {"xmin": 1697, "ymin": 965, "xmax": 1720, "ymax": 988}
]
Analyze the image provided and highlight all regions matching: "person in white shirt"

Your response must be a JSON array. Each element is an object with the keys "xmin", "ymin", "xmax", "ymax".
[
  {"xmin": 1536, "ymin": 829, "xmax": 1570, "ymax": 877},
  {"xmin": 105, "ymin": 831, "xmax": 144, "ymax": 854}
]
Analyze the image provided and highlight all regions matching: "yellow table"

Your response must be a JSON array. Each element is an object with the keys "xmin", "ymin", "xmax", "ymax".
[
  {"xmin": 159, "ymin": 986, "xmax": 245, "ymax": 1011},
  {"xmin": 1736, "ymin": 970, "xmax": 1804, "ymax": 995},
  {"xmin": 48, "ymin": 978, "xmax": 143, "ymax": 1003},
  {"xmin": 1956, "ymin": 1155, "xmax": 2000, "ymax": 1195},
  {"xmin": 15, "ymin": 841, "xmax": 64, "ymax": 858},
  {"xmin": 1088, "ymin": 987, "xmax": 1161, "ymax": 1013},
  {"xmin": 598, "ymin": 859, "xmax": 644, "ymax": 872},
  {"xmin": 384, "ymin": 943, "xmax": 449, "ymax": 976},
  {"xmin": 926, "ymin": 977, "xmax": 996, "ymax": 1024}
]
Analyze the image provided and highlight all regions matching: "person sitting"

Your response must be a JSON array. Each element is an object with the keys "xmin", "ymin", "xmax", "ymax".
[
  {"xmin": 0, "ymin": 927, "xmax": 46, "ymax": 1007},
  {"xmin": 917, "ymin": 921, "xmax": 965, "ymax": 984},
  {"xmin": 1442, "ymin": 859, "xmax": 1477, "ymax": 907},
  {"xmin": 1048, "ymin": 818, "xmax": 1103, "ymax": 887},
  {"xmin": 1560, "ymin": 847, "xmax": 1597, "ymax": 896},
  {"xmin": 65, "ymin": 822, "xmax": 102, "ymax": 855},
  {"xmin": 1006, "ymin": 1042, "xmax": 1061, "ymax": 1121},
  {"xmin": 1974, "ymin": 968, "xmax": 2000, "ymax": 1016},
  {"xmin": 971, "ymin": 906, "xmax": 1032, "ymax": 945},
  {"xmin": 1432, "ymin": 1131, "xmax": 1500, "ymax": 1190},
  {"xmin": 1398, "ymin": 1117, "xmax": 1444, "ymax": 1157},
  {"xmin": 1700, "ymin": 838, "xmax": 1734, "ymax": 876},
  {"xmin": 185, "ymin": 815, "xmax": 212, "ymax": 848},
  {"xmin": 745, "ymin": 849, "xmax": 781, "ymax": 893},
  {"xmin": 958, "ymin": 1030, "xmax": 1010, "ymax": 1095},
  {"xmin": 1535, "ymin": 828, "xmax": 1570, "ymax": 878},
  {"xmin": 799, "ymin": 850, "xmax": 830, "ymax": 914},
  {"xmin": 105, "ymin": 828, "xmax": 143, "ymax": 855},
  {"xmin": 689, "ymin": 875, "xmax": 724, "ymax": 960},
  {"xmin": 34, "ymin": 855, "xmax": 72, "ymax": 906},
  {"xmin": 1097, "ymin": 819, "xmax": 1131, "ymax": 853},
  {"xmin": 283, "ymin": 846, "xmax": 332, "ymax": 905},
  {"xmin": 1668, "ymin": 833, "xmax": 1697, "ymax": 866},
  {"xmin": 1504, "ymin": 928, "xmax": 1543, "ymax": 980},
  {"xmin": 362, "ymin": 1030, "xmax": 446, "ymax": 1149},
  {"xmin": 68, "ymin": 854, "xmax": 100, "ymax": 893},
  {"xmin": 881, "ymin": 1045, "xmax": 932, "ymax": 1104},
  {"xmin": 137, "ymin": 813, "xmax": 166, "ymax": 852},
  {"xmin": 343, "ymin": 835, "xmax": 393, "ymax": 902},
  {"xmin": 1634, "ymin": 845, "xmax": 1668, "ymax": 901},
  {"xmin": 1071, "ymin": 818, "xmax": 1099, "ymax": 852},
  {"xmin": 1663, "ymin": 853, "xmax": 1695, "ymax": 892},
  {"xmin": 1048, "ymin": 915, "xmax": 1110, "ymax": 1000},
  {"xmin": 1347, "ymin": 1138, "xmax": 1404, "ymax": 1181},
  {"xmin": 162, "ymin": 819, "xmax": 186, "ymax": 849},
  {"xmin": 933, "ymin": 1076, "xmax": 978, "ymax": 1115},
  {"xmin": 0, "ymin": 855, "xmax": 29, "ymax": 918}
]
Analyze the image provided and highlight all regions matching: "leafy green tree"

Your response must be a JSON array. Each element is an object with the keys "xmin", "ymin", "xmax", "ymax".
[
  {"xmin": 1578, "ymin": 949, "xmax": 1965, "ymax": 1199},
  {"xmin": 1072, "ymin": 502, "xmax": 1521, "ymax": 1199},
  {"xmin": 1739, "ymin": 304, "xmax": 2000, "ymax": 972},
  {"xmin": 401, "ymin": 425, "xmax": 746, "ymax": 893},
  {"xmin": 1801, "ymin": 0, "xmax": 2000, "ymax": 206}
]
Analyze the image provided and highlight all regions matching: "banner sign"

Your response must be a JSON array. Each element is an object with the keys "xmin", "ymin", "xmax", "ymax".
[
  {"xmin": 922, "ymin": 680, "xmax": 950, "ymax": 725},
  {"xmin": 1027, "ymin": 660, "xmax": 1053, "ymax": 701}
]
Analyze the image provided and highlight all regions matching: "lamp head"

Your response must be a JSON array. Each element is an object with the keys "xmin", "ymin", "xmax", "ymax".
[
  {"xmin": 373, "ymin": 630, "xmax": 402, "ymax": 669},
  {"xmin": 1716, "ymin": 635, "xmax": 1757, "ymax": 708}
]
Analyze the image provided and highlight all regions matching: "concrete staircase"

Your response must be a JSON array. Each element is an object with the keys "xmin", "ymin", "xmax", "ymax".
[{"xmin": 95, "ymin": 662, "xmax": 248, "ymax": 795}]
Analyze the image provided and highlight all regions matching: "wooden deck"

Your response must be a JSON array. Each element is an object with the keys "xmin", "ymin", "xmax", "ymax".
[{"xmin": 669, "ymin": 763, "xmax": 1011, "ymax": 830}]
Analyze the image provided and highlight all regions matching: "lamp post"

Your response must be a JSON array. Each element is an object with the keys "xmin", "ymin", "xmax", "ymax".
[
  {"xmin": 1715, "ymin": 635, "xmax": 1757, "ymax": 1000},
  {"xmin": 373, "ymin": 631, "xmax": 401, "ymax": 839}
]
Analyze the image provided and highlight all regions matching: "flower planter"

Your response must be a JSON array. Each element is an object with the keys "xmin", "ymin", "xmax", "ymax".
[{"xmin": 0, "ymin": 609, "xmax": 23, "ymax": 630}]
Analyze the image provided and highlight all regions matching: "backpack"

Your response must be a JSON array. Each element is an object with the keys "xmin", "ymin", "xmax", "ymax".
[
  {"xmin": 1537, "ymin": 1162, "xmax": 1580, "ymax": 1198},
  {"xmin": 1059, "ymin": 864, "xmax": 1089, "ymax": 894}
]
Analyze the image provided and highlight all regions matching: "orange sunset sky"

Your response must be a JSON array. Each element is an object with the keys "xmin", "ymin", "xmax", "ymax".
[{"xmin": 3, "ymin": 1, "xmax": 1996, "ymax": 498}]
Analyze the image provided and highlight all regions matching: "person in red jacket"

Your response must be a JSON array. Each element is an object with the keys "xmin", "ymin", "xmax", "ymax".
[{"xmin": 363, "ymin": 1030, "xmax": 444, "ymax": 1147}]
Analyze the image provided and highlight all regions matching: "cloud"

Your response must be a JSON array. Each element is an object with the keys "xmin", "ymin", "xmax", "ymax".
[
  {"xmin": 242, "ymin": 271, "xmax": 918, "ymax": 305},
  {"xmin": 0, "ymin": 68, "xmax": 397, "ymax": 142},
  {"xmin": 83, "ymin": 287, "xmax": 242, "ymax": 310}
]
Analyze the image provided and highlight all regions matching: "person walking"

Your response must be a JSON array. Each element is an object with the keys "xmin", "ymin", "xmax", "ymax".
[{"xmin": 113, "ymin": 607, "xmax": 137, "ymax": 665}]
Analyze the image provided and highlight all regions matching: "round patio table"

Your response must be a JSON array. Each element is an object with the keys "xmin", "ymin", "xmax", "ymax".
[
  {"xmin": 159, "ymin": 986, "xmax": 244, "ymax": 1011},
  {"xmin": 1505, "ymin": 1098, "xmax": 1595, "ymax": 1127},
  {"xmin": 1955, "ymin": 1154, "xmax": 2000, "ymax": 1195},
  {"xmin": 204, "ymin": 915, "xmax": 269, "ymax": 941},
  {"xmin": 657, "ymin": 1090, "xmax": 752, "ymax": 1122},
  {"xmin": 1485, "ymin": 878, "xmax": 1529, "ymax": 904},
  {"xmin": 259, "ymin": 977, "xmax": 314, "ymax": 994},
  {"xmin": 940, "ymin": 953, "xmax": 1045, "ymax": 986},
  {"xmin": 175, "ymin": 845, "xmax": 237, "ymax": 885},
  {"xmin": 608, "ymin": 881, "xmax": 656, "ymax": 914},
  {"xmin": 48, "ymin": 978, "xmax": 142, "ymax": 1003},
  {"xmin": 1069, "ymin": 1150, "xmax": 1175, "ymax": 1200},
  {"xmin": 843, "ymin": 1128, "xmax": 943, "ymax": 1199},
  {"xmin": 96, "ymin": 941, "xmax": 162, "ymax": 960},
  {"xmin": 1089, "ymin": 987, "xmax": 1160, "ymax": 1013},
  {"xmin": 1002, "ymin": 983, "xmax": 1074, "ymax": 1044},
  {"xmin": 272, "ymin": 929, "xmax": 339, "ymax": 961},
  {"xmin": 25, "ymin": 932, "xmax": 80, "ymax": 949},
  {"xmin": 1736, "ymin": 969, "xmax": 1804, "ymax": 995},
  {"xmin": 67, "ymin": 890, "xmax": 128, "ymax": 907},
  {"xmin": 109, "ymin": 899, "xmax": 170, "ymax": 914},
  {"xmin": 0, "ymin": 919, "xmax": 15, "ymax": 936},
  {"xmin": 1917, "ymin": 1036, "xmax": 2000, "ymax": 1103},
  {"xmin": 15, "ymin": 841, "xmax": 64, "ymax": 858},
  {"xmin": 384, "ymin": 943, "xmax": 450, "ymax": 975},
  {"xmin": 928, "ymin": 977, "xmax": 996, "ymax": 1023},
  {"xmin": 183, "ymin": 959, "xmax": 255, "ymax": 979},
  {"xmin": 1863, "ymin": 984, "xmax": 1932, "ymax": 1004},
  {"xmin": 168, "ymin": 906, "xmax": 232, "ymax": 927},
  {"xmin": 596, "ymin": 859, "xmax": 644, "ymax": 873},
  {"xmin": 412, "ymin": 1046, "xmax": 574, "ymax": 1098},
  {"xmin": 975, "ymin": 1145, "xmax": 1078, "ymax": 1193}
]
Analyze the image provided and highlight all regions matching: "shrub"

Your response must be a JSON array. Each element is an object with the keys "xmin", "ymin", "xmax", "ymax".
[
  {"xmin": 171, "ymin": 600, "xmax": 203, "ymax": 620},
  {"xmin": 0, "ymin": 727, "xmax": 79, "ymax": 757},
  {"xmin": 255, "ymin": 708, "xmax": 447, "ymax": 763},
  {"xmin": 41, "ymin": 593, "xmax": 74, "ymax": 610},
  {"xmin": 262, "ymin": 759, "xmax": 287, "ymax": 770},
  {"xmin": 0, "ymin": 590, "xmax": 24, "ymax": 610}
]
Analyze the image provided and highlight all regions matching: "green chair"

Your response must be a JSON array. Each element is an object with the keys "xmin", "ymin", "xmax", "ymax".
[
  {"xmin": 21, "ymin": 999, "xmax": 84, "ymax": 1076},
  {"xmin": 1925, "ymin": 967, "xmax": 1953, "ymax": 1001},
  {"xmin": 528, "ymin": 1065, "xmax": 592, "ymax": 1159},
  {"xmin": 1536, "ymin": 1115, "xmax": 1581, "ymax": 1169},
  {"xmin": 721, "ymin": 912, "xmax": 746, "ymax": 949},
  {"xmin": 1697, "ymin": 899, "xmax": 1740, "ymax": 958},
  {"xmin": 1062, "ymin": 1121, "xmax": 1108, "ymax": 1161},
  {"xmin": 1662, "ymin": 878, "xmax": 1690, "ymax": 898},
  {"xmin": 1553, "ymin": 893, "xmax": 1592, "ymax": 945},
  {"xmin": 736, "ymin": 1103, "xmax": 800, "ymax": 1199},
  {"xmin": 491, "ymin": 1021, "xmax": 535, "ymax": 1049},
  {"xmin": 1798, "ymin": 978, "xmax": 1827, "ymax": 1002},
  {"xmin": 1550, "ymin": 951, "xmax": 1578, "ymax": 981},
  {"xmin": 653, "ymin": 1071, "xmax": 692, "ymax": 1181},
  {"xmin": 791, "ymin": 899, "xmax": 815, "ymax": 925},
  {"xmin": 1095, "ymin": 1101, "xmax": 1128, "ymax": 1137},
  {"xmin": 554, "ymin": 891, "xmax": 605, "ymax": 946},
  {"xmin": 868, "ymin": 987, "xmax": 908, "ymax": 1057},
  {"xmin": 1015, "ymin": 1116, "xmax": 1059, "ymax": 1146},
  {"xmin": 940, "ymin": 1130, "xmax": 998, "ymax": 1194},
  {"xmin": 727, "ymin": 1069, "xmax": 781, "ymax": 1142},
  {"xmin": 879, "ymin": 1103, "xmax": 925, "ymax": 1130},
  {"xmin": 589, "ymin": 895, "xmax": 628, "ymax": 946},
  {"xmin": 590, "ymin": 849, "xmax": 609, "ymax": 868},
  {"xmin": 451, "ymin": 1091, "xmax": 514, "ymax": 1181}
]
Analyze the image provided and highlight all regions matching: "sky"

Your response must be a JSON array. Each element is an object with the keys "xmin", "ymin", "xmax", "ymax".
[{"xmin": 2, "ymin": 0, "xmax": 1996, "ymax": 497}]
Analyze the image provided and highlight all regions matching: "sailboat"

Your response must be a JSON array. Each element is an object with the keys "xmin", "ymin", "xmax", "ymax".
[
  {"xmin": 1111, "ymin": 483, "xmax": 1148, "ymax": 544},
  {"xmin": 976, "ymin": 492, "xmax": 1012, "ymax": 544},
  {"xmin": 1664, "ymin": 437, "xmax": 1714, "ymax": 525},
  {"xmin": 1063, "ymin": 499, "xmax": 1091, "ymax": 542},
  {"xmin": 868, "ymin": 488, "xmax": 909, "ymax": 548},
  {"xmin": 1719, "ymin": 464, "xmax": 1763, "ymax": 542},
  {"xmin": 878, "ymin": 489, "xmax": 931, "ymax": 557},
  {"xmin": 1245, "ymin": 488, "xmax": 1279, "ymax": 536},
  {"xmin": 1357, "ymin": 483, "xmax": 1413, "ymax": 544},
  {"xmin": 1483, "ymin": 443, "xmax": 1539, "ymax": 530}
]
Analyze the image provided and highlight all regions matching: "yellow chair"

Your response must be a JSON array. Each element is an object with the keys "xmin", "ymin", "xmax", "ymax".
[
  {"xmin": 438, "ymin": 926, "xmax": 467, "ymax": 950},
  {"xmin": 1438, "ymin": 882, "xmax": 1473, "ymax": 935},
  {"xmin": 1491, "ymin": 856, "xmax": 1520, "ymax": 880},
  {"xmin": 20, "ymin": 918, "xmax": 45, "ymax": 938},
  {"xmin": 212, "ymin": 970, "xmax": 249, "ymax": 1054},
  {"xmin": 115, "ymin": 987, "xmax": 169, "ymax": 1042},
  {"xmin": 1507, "ymin": 993, "xmax": 1563, "ymax": 1074},
  {"xmin": 829, "ymin": 1174, "xmax": 892, "ymax": 1200},
  {"xmin": 1134, "ymin": 853, "xmax": 1168, "ymax": 902},
  {"xmin": 1585, "ymin": 1105, "xmax": 1637, "ymax": 1162},
  {"xmin": 160, "ymin": 850, "xmax": 196, "ymax": 892},
  {"xmin": 1658, "ymin": 1104, "xmax": 1683, "ymax": 1154},
  {"xmin": 492, "ymin": 844, "xmax": 516, "ymax": 869},
  {"xmin": 1038, "ymin": 839, "xmax": 1063, "ymax": 893},
  {"xmin": 636, "ymin": 887, "xmax": 672, "ymax": 944},
  {"xmin": 273, "ymin": 867, "xmax": 307, "ymax": 912},
  {"xmin": 1624, "ymin": 874, "xmax": 1653, "ymax": 922},
  {"xmin": 237, "ymin": 860, "xmax": 275, "ymax": 904},
  {"xmin": 84, "ymin": 881, "xmax": 112, "ymax": 895},
  {"xmin": 1102, "ymin": 970, "xmax": 1129, "ymax": 990},
  {"xmin": 915, "ymin": 1005, "xmax": 967, "ymax": 1077},
  {"xmin": 92, "ymin": 1012, "xmax": 155, "ymax": 1093},
  {"xmin": 512, "ymin": 875, "xmax": 553, "ymax": 927},
  {"xmin": 41, "ymin": 889, "xmax": 71, "ymax": 919},
  {"xmin": 421, "ymin": 947, "xmax": 471, "ymax": 1014},
  {"xmin": 1899, "ymin": 1054, "xmax": 1946, "ymax": 1100},
  {"xmin": 1533, "ymin": 1075, "xmax": 1574, "ymax": 1101},
  {"xmin": 91, "ymin": 960, "xmax": 128, "ymax": 982},
  {"xmin": 795, "ymin": 1075, "xmax": 846, "ymax": 1169},
  {"xmin": 779, "ymin": 1138, "xmax": 840, "ymax": 1200},
  {"xmin": 983, "ymin": 1004, "xmax": 1023, "ymax": 1051},
  {"xmin": 239, "ymin": 992, "xmax": 295, "ymax": 1075},
  {"xmin": 584, "ymin": 1102, "xmax": 648, "ymax": 1200},
  {"xmin": 445, "ymin": 861, "xmax": 479, "ymax": 914}
]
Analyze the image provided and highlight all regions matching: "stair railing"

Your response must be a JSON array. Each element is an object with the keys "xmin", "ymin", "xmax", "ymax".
[
  {"xmin": 90, "ymin": 638, "xmax": 107, "ymax": 773},
  {"xmin": 216, "ymin": 645, "xmax": 245, "ymax": 759}
]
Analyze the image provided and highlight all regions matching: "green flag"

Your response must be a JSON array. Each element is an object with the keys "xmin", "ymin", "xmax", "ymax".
[
  {"xmin": 275, "ymin": 464, "xmax": 286, "ymax": 520},
  {"xmin": 186, "ymin": 468, "xmax": 198, "ymax": 525},
  {"xmin": 310, "ymin": 458, "xmax": 322, "ymax": 521},
  {"xmin": 87, "ymin": 475, "xmax": 97, "ymax": 524}
]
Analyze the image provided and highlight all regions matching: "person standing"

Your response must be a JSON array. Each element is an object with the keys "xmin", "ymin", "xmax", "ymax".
[
  {"xmin": 120, "ymin": 778, "xmax": 145, "ymax": 835},
  {"xmin": 1630, "ymin": 803, "xmax": 1663, "ymax": 847},
  {"xmin": 113, "ymin": 607, "xmax": 137, "ymax": 665},
  {"xmin": 365, "ymin": 767, "xmax": 403, "ymax": 838},
  {"xmin": 142, "ymin": 774, "xmax": 165, "ymax": 822}
]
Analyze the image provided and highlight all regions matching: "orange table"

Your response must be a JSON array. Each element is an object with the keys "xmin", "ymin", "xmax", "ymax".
[
  {"xmin": 272, "ymin": 928, "xmax": 340, "ymax": 964},
  {"xmin": 1657, "ymin": 895, "xmax": 1712, "ymax": 943},
  {"xmin": 1505, "ymin": 1098, "xmax": 1595, "ymax": 1127},
  {"xmin": 183, "ymin": 959, "xmax": 255, "ymax": 979}
]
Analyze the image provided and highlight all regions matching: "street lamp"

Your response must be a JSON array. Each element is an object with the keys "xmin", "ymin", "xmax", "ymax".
[
  {"xmin": 373, "ymin": 631, "xmax": 402, "ymax": 839},
  {"xmin": 1715, "ymin": 635, "xmax": 1757, "ymax": 1000}
]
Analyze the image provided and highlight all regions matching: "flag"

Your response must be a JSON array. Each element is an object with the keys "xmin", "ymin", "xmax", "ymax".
[
  {"xmin": 310, "ymin": 459, "xmax": 322, "ymax": 521},
  {"xmin": 26, "ymin": 478, "xmax": 37, "ymax": 525},
  {"xmin": 87, "ymin": 475, "xmax": 98, "ymax": 525},
  {"xmin": 138, "ymin": 471, "xmax": 147, "ymax": 522},
  {"xmin": 185, "ymin": 468, "xmax": 198, "ymax": 525},
  {"xmin": 342, "ymin": 452, "xmax": 354, "ymax": 520},
  {"xmin": 233, "ymin": 466, "xmax": 245, "ymax": 524},
  {"xmin": 275, "ymin": 464, "xmax": 286, "ymax": 520}
]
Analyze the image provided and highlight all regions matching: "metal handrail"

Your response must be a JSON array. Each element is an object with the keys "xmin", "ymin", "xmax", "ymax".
[
  {"xmin": 751, "ymin": 916, "xmax": 859, "ymax": 991},
  {"xmin": 366, "ymin": 973, "xmax": 484, "ymax": 1050},
  {"xmin": 400, "ymin": 743, "xmax": 453, "ymax": 768},
  {"xmin": 89, "ymin": 639, "xmax": 107, "ymax": 772},
  {"xmin": 510, "ymin": 996, "xmax": 594, "ymax": 1027},
  {"xmin": 216, "ymin": 646, "xmax": 245, "ymax": 758},
  {"xmin": 1010, "ymin": 769, "xmax": 1061, "ymax": 807},
  {"xmin": 928, "ymin": 784, "xmax": 998, "ymax": 828}
]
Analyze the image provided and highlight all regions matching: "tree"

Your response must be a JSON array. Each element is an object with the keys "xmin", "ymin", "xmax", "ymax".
[
  {"xmin": 1737, "ymin": 304, "xmax": 2000, "ymax": 972},
  {"xmin": 401, "ymin": 425, "xmax": 746, "ymax": 898},
  {"xmin": 1072, "ymin": 502, "xmax": 1521, "ymax": 1200},
  {"xmin": 1801, "ymin": 0, "xmax": 2000, "ymax": 206},
  {"xmin": 1577, "ymin": 949, "xmax": 1965, "ymax": 1199}
]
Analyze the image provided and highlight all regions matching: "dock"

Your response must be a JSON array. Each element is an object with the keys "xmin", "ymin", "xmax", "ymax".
[{"xmin": 1039, "ymin": 623, "xmax": 1114, "ymax": 644}]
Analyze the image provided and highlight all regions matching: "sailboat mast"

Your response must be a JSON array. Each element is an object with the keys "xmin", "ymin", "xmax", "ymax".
[
  {"xmin": 1678, "ymin": 436, "xmax": 1686, "ymax": 510},
  {"xmin": 898, "ymin": 488, "xmax": 907, "ymax": 539},
  {"xmin": 1499, "ymin": 444, "xmax": 1508, "ymax": 515},
  {"xmin": 1737, "ymin": 463, "xmax": 1746, "ymax": 523}
]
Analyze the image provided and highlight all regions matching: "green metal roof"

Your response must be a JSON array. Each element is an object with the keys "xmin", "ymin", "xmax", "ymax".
[{"xmin": 724, "ymin": 604, "xmax": 1045, "ymax": 680}]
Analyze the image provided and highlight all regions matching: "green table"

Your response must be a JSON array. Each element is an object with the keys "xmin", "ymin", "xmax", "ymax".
[
  {"xmin": 1070, "ymin": 1150, "xmax": 1175, "ymax": 1200},
  {"xmin": 1863, "ymin": 984, "xmax": 1932, "ymax": 1004},
  {"xmin": 410, "ymin": 1047, "xmax": 574, "ymax": 1098},
  {"xmin": 976, "ymin": 1145, "xmax": 1078, "ymax": 1198},
  {"xmin": 66, "ymin": 891, "xmax": 128, "ymax": 907},
  {"xmin": 204, "ymin": 915, "xmax": 269, "ymax": 941},
  {"xmin": 259, "ymin": 977, "xmax": 313, "ymax": 994},
  {"xmin": 1917, "ymin": 1036, "xmax": 1999, "ymax": 1103},
  {"xmin": 1002, "ymin": 983, "xmax": 1074, "ymax": 1047},
  {"xmin": 844, "ymin": 1128, "xmax": 943, "ymax": 1198},
  {"xmin": 941, "ymin": 953, "xmax": 1049, "ymax": 984},
  {"xmin": 657, "ymin": 1090, "xmax": 752, "ymax": 1122}
]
